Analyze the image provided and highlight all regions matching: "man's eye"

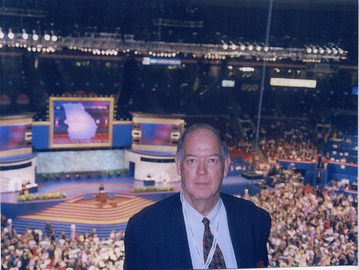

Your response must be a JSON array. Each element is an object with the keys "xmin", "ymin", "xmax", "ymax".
[
  {"xmin": 187, "ymin": 159, "xmax": 197, "ymax": 164},
  {"xmin": 208, "ymin": 158, "xmax": 218, "ymax": 163}
]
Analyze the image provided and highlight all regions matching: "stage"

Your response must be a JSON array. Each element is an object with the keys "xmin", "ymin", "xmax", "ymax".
[{"xmin": 1, "ymin": 173, "xmax": 262, "ymax": 239}]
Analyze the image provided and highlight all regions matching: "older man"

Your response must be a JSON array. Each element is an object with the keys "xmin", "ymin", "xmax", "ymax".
[{"xmin": 124, "ymin": 123, "xmax": 271, "ymax": 269}]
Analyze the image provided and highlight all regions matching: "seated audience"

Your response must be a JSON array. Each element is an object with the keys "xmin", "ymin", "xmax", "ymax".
[
  {"xmin": 245, "ymin": 180, "xmax": 358, "ymax": 267},
  {"xmin": 1, "ymin": 226, "xmax": 125, "ymax": 269},
  {"xmin": 2, "ymin": 178, "xmax": 357, "ymax": 268}
]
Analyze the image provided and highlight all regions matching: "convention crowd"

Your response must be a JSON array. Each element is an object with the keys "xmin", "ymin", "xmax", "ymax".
[
  {"xmin": 248, "ymin": 171, "xmax": 358, "ymax": 267},
  {"xmin": 1, "ymin": 117, "xmax": 357, "ymax": 269},
  {"xmin": 1, "ymin": 223, "xmax": 125, "ymax": 270},
  {"xmin": 2, "ymin": 174, "xmax": 357, "ymax": 269}
]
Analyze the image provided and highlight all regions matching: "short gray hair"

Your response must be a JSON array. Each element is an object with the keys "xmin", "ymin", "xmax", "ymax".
[{"xmin": 176, "ymin": 123, "xmax": 229, "ymax": 161}]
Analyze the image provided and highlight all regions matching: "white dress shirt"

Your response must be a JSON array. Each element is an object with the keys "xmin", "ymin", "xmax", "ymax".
[{"xmin": 180, "ymin": 192, "xmax": 237, "ymax": 269}]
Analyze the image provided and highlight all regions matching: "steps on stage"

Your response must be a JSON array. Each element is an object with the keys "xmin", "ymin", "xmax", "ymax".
[{"xmin": 18, "ymin": 194, "xmax": 155, "ymax": 225}]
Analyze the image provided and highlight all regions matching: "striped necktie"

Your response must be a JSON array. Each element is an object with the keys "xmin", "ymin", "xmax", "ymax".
[{"xmin": 202, "ymin": 217, "xmax": 226, "ymax": 269}]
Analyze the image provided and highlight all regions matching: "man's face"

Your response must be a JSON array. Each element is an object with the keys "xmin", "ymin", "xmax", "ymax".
[{"xmin": 176, "ymin": 128, "xmax": 230, "ymax": 208}]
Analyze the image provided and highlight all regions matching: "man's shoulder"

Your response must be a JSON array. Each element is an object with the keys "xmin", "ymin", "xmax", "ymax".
[
  {"xmin": 220, "ymin": 192, "xmax": 252, "ymax": 206},
  {"xmin": 129, "ymin": 192, "xmax": 181, "ymax": 221}
]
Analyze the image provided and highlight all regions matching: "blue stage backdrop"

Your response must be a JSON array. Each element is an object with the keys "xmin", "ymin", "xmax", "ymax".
[{"xmin": 32, "ymin": 122, "xmax": 132, "ymax": 150}]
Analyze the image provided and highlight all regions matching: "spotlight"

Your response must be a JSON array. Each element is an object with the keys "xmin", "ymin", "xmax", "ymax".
[
  {"xmin": 8, "ymin": 29, "xmax": 14, "ymax": 40},
  {"xmin": 22, "ymin": 29, "xmax": 29, "ymax": 40},
  {"xmin": 0, "ymin": 28, "xmax": 4, "ymax": 39},
  {"xmin": 44, "ymin": 32, "xmax": 51, "ymax": 41},
  {"xmin": 221, "ymin": 40, "xmax": 228, "ymax": 50},
  {"xmin": 239, "ymin": 43, "xmax": 246, "ymax": 51},
  {"xmin": 229, "ymin": 41, "xmax": 237, "ymax": 50},
  {"xmin": 51, "ymin": 31, "xmax": 58, "ymax": 42},
  {"xmin": 32, "ymin": 30, "xmax": 39, "ymax": 41}
]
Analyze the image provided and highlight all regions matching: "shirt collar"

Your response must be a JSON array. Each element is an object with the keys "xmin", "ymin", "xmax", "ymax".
[{"xmin": 180, "ymin": 191, "xmax": 222, "ymax": 224}]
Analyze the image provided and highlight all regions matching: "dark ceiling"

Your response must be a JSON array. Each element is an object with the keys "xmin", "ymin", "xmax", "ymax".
[
  {"xmin": 192, "ymin": 0, "xmax": 357, "ymax": 9},
  {"xmin": 0, "ymin": 0, "xmax": 358, "ymax": 62}
]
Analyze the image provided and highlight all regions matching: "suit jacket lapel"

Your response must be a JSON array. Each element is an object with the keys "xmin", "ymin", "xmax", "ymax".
[
  {"xmin": 222, "ymin": 195, "xmax": 254, "ymax": 268},
  {"xmin": 162, "ymin": 193, "xmax": 193, "ymax": 269}
]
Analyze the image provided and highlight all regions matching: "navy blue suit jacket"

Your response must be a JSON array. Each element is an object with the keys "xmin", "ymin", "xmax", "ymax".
[{"xmin": 124, "ymin": 192, "xmax": 271, "ymax": 269}]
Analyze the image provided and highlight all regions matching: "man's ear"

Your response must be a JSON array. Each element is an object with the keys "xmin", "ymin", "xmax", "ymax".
[{"xmin": 223, "ymin": 155, "xmax": 231, "ymax": 177}]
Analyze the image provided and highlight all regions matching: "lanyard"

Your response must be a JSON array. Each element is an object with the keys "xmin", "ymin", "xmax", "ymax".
[
  {"xmin": 181, "ymin": 194, "xmax": 221, "ymax": 269},
  {"xmin": 203, "ymin": 220, "xmax": 220, "ymax": 268}
]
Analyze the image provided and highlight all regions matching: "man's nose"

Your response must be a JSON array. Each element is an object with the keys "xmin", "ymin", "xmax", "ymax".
[{"xmin": 196, "ymin": 161, "xmax": 208, "ymax": 175}]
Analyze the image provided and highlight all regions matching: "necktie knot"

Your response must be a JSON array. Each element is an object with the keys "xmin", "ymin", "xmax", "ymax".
[{"xmin": 202, "ymin": 217, "xmax": 210, "ymax": 227}]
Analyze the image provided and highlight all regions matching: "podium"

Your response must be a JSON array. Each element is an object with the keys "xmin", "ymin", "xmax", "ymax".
[{"xmin": 95, "ymin": 191, "xmax": 107, "ymax": 203}]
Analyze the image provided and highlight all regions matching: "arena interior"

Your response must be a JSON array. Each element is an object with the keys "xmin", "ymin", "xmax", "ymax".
[{"xmin": 0, "ymin": 0, "xmax": 358, "ymax": 269}]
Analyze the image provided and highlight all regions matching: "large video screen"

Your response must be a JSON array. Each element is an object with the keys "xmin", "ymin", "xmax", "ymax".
[
  {"xmin": 141, "ymin": 123, "xmax": 173, "ymax": 146},
  {"xmin": 131, "ymin": 113, "xmax": 185, "ymax": 153},
  {"xmin": 0, "ymin": 115, "xmax": 33, "ymax": 158},
  {"xmin": 49, "ymin": 97, "xmax": 114, "ymax": 149},
  {"xmin": 0, "ymin": 125, "xmax": 27, "ymax": 151}
]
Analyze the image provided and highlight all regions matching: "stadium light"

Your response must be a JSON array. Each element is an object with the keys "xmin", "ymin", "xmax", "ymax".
[
  {"xmin": 0, "ymin": 27, "xmax": 348, "ymax": 62},
  {"xmin": 221, "ymin": 40, "xmax": 228, "ymax": 50},
  {"xmin": 44, "ymin": 32, "xmax": 51, "ymax": 41},
  {"xmin": 22, "ymin": 29, "xmax": 29, "ymax": 40},
  {"xmin": 8, "ymin": 29, "xmax": 14, "ymax": 40},
  {"xmin": 32, "ymin": 30, "xmax": 39, "ymax": 41},
  {"xmin": 239, "ymin": 43, "xmax": 246, "ymax": 51},
  {"xmin": 51, "ymin": 31, "xmax": 58, "ymax": 42}
]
